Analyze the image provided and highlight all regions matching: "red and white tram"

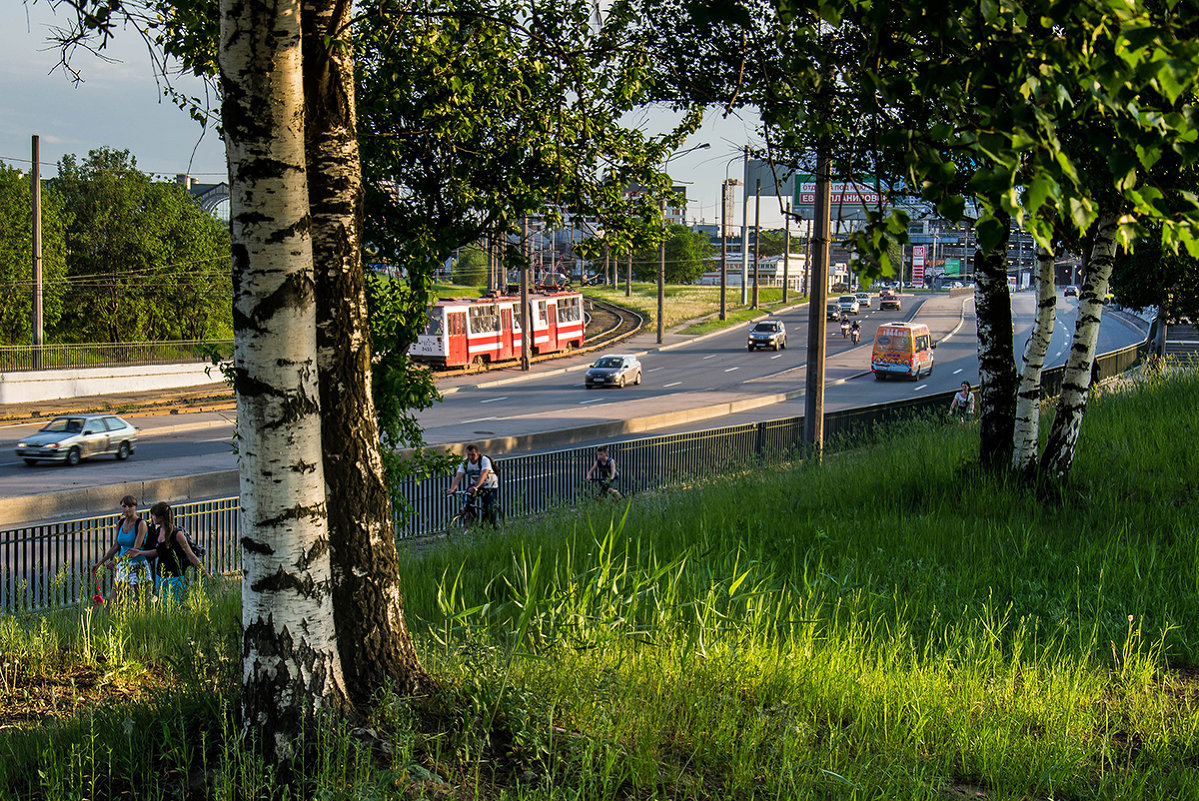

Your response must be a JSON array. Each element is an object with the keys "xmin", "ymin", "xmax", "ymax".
[{"xmin": 409, "ymin": 291, "xmax": 585, "ymax": 367}]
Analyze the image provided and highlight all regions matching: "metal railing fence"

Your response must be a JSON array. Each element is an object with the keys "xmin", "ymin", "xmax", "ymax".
[
  {"xmin": 0, "ymin": 339, "xmax": 1145, "ymax": 613},
  {"xmin": 0, "ymin": 340, "xmax": 234, "ymax": 372}
]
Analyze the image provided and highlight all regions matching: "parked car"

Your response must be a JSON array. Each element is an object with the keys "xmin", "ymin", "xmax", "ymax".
[
  {"xmin": 855, "ymin": 291, "xmax": 872, "ymax": 308},
  {"xmin": 585, "ymin": 354, "xmax": 642, "ymax": 388},
  {"xmin": 879, "ymin": 293, "xmax": 902, "ymax": 311},
  {"xmin": 747, "ymin": 320, "xmax": 787, "ymax": 351},
  {"xmin": 837, "ymin": 294, "xmax": 861, "ymax": 315},
  {"xmin": 15, "ymin": 414, "xmax": 138, "ymax": 466},
  {"xmin": 1064, "ymin": 285, "xmax": 1078, "ymax": 297},
  {"xmin": 826, "ymin": 302, "xmax": 842, "ymax": 320}
]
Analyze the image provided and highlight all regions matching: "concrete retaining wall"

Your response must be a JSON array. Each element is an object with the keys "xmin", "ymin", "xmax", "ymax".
[{"xmin": 0, "ymin": 363, "xmax": 225, "ymax": 405}]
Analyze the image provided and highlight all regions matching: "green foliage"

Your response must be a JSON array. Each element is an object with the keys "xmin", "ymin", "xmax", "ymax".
[
  {"xmin": 450, "ymin": 244, "xmax": 488, "ymax": 287},
  {"xmin": 52, "ymin": 148, "xmax": 231, "ymax": 343},
  {"xmin": 629, "ymin": 223, "xmax": 713, "ymax": 283},
  {"xmin": 0, "ymin": 164, "xmax": 68, "ymax": 345}
]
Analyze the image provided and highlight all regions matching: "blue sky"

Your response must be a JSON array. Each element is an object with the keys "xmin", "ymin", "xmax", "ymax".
[{"xmin": 2, "ymin": 2, "xmax": 783, "ymax": 226}]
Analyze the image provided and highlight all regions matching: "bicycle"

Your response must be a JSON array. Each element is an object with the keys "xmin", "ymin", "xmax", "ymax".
[
  {"xmin": 587, "ymin": 477, "xmax": 623, "ymax": 501},
  {"xmin": 448, "ymin": 489, "xmax": 503, "ymax": 532}
]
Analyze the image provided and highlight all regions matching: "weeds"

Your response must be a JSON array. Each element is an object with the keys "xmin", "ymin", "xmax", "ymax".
[{"xmin": 2, "ymin": 368, "xmax": 1199, "ymax": 799}]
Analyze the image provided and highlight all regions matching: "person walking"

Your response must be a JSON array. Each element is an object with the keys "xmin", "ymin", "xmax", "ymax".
[
  {"xmin": 92, "ymin": 494, "xmax": 154, "ymax": 603},
  {"xmin": 142, "ymin": 501, "xmax": 211, "ymax": 603}
]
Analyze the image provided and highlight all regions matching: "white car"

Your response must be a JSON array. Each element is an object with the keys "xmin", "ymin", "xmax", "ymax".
[
  {"xmin": 855, "ymin": 291, "xmax": 872, "ymax": 308},
  {"xmin": 837, "ymin": 295, "xmax": 860, "ymax": 315},
  {"xmin": 585, "ymin": 354, "xmax": 643, "ymax": 388},
  {"xmin": 15, "ymin": 414, "xmax": 139, "ymax": 466}
]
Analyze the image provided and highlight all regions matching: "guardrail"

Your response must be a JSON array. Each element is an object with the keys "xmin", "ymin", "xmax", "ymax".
[
  {"xmin": 0, "ymin": 339, "xmax": 1145, "ymax": 613},
  {"xmin": 0, "ymin": 340, "xmax": 234, "ymax": 373}
]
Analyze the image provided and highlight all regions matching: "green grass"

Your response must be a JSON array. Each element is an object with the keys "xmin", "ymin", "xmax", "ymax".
[
  {"xmin": 4, "ymin": 368, "xmax": 1199, "ymax": 799},
  {"xmin": 583, "ymin": 283, "xmax": 799, "ymax": 333}
]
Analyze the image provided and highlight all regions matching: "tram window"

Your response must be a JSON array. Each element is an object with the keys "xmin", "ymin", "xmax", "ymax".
[
  {"xmin": 558, "ymin": 296, "xmax": 581, "ymax": 323},
  {"xmin": 426, "ymin": 311, "xmax": 444, "ymax": 336},
  {"xmin": 468, "ymin": 305, "xmax": 499, "ymax": 333},
  {"xmin": 537, "ymin": 301, "xmax": 548, "ymax": 323},
  {"xmin": 448, "ymin": 314, "xmax": 466, "ymax": 335}
]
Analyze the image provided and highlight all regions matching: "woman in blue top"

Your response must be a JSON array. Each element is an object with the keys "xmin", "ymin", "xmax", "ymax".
[{"xmin": 92, "ymin": 494, "xmax": 154, "ymax": 602}]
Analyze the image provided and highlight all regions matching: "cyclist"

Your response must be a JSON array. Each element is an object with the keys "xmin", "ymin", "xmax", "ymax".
[
  {"xmin": 949, "ymin": 381, "xmax": 975, "ymax": 419},
  {"xmin": 850, "ymin": 319, "xmax": 861, "ymax": 344},
  {"xmin": 586, "ymin": 446, "xmax": 620, "ymax": 497},
  {"xmin": 839, "ymin": 316, "xmax": 851, "ymax": 338},
  {"xmin": 447, "ymin": 444, "xmax": 500, "ymax": 525}
]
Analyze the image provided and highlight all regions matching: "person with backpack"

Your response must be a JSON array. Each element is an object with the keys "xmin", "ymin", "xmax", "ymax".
[
  {"xmin": 447, "ymin": 443, "xmax": 500, "ymax": 526},
  {"xmin": 949, "ymin": 381, "xmax": 976, "ymax": 420},
  {"xmin": 141, "ymin": 501, "xmax": 211, "ymax": 602},
  {"xmin": 92, "ymin": 494, "xmax": 154, "ymax": 603}
]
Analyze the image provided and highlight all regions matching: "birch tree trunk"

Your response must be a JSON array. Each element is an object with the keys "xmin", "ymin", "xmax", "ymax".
[
  {"xmin": 1011, "ymin": 244, "xmax": 1057, "ymax": 477},
  {"xmin": 220, "ymin": 0, "xmax": 349, "ymax": 759},
  {"xmin": 303, "ymin": 0, "xmax": 434, "ymax": 704},
  {"xmin": 1040, "ymin": 212, "xmax": 1119, "ymax": 481},
  {"xmin": 973, "ymin": 219, "xmax": 1016, "ymax": 469}
]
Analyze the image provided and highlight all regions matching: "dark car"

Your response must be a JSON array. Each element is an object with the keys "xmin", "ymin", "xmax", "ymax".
[
  {"xmin": 747, "ymin": 320, "xmax": 787, "ymax": 351},
  {"xmin": 880, "ymin": 293, "xmax": 902, "ymax": 311},
  {"xmin": 826, "ymin": 302, "xmax": 842, "ymax": 320},
  {"xmin": 15, "ymin": 414, "xmax": 138, "ymax": 466},
  {"xmin": 1064, "ymin": 285, "xmax": 1078, "ymax": 298},
  {"xmin": 585, "ymin": 354, "xmax": 642, "ymax": 388}
]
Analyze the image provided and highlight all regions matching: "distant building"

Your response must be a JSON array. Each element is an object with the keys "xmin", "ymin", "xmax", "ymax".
[{"xmin": 179, "ymin": 174, "xmax": 230, "ymax": 223}]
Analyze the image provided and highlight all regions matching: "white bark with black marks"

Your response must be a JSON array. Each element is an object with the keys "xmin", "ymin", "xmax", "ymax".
[
  {"xmin": 1040, "ymin": 212, "xmax": 1119, "ymax": 481},
  {"xmin": 220, "ymin": 0, "xmax": 348, "ymax": 760},
  {"xmin": 1011, "ymin": 245, "xmax": 1057, "ymax": 476}
]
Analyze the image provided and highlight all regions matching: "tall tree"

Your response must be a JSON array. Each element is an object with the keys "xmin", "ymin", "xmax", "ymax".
[
  {"xmin": 218, "ymin": 0, "xmax": 350, "ymax": 757},
  {"xmin": 302, "ymin": 0, "xmax": 434, "ymax": 703},
  {"xmin": 629, "ymin": 223, "xmax": 713, "ymax": 283}
]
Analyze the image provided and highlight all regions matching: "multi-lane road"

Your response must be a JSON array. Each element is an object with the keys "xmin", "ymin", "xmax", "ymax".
[{"xmin": 0, "ymin": 292, "xmax": 1146, "ymax": 502}]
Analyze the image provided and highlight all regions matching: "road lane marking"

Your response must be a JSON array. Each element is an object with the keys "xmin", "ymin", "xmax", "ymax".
[
  {"xmin": 648, "ymin": 367, "xmax": 664, "ymax": 372},
  {"xmin": 479, "ymin": 397, "xmax": 508, "ymax": 404},
  {"xmin": 771, "ymin": 354, "xmax": 783, "ymax": 359},
  {"xmin": 914, "ymin": 384, "xmax": 928, "ymax": 391},
  {"xmin": 663, "ymin": 381, "xmax": 682, "ymax": 387},
  {"xmin": 462, "ymin": 416, "xmax": 498, "ymax": 424},
  {"xmin": 953, "ymin": 368, "xmax": 963, "ymax": 375},
  {"xmin": 724, "ymin": 367, "xmax": 739, "ymax": 372},
  {"xmin": 578, "ymin": 398, "xmax": 605, "ymax": 405},
  {"xmin": 1054, "ymin": 351, "xmax": 1062, "ymax": 357},
  {"xmin": 702, "ymin": 354, "xmax": 718, "ymax": 360}
]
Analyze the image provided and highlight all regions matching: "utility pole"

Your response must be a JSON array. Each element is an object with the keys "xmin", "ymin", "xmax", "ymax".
[
  {"xmin": 658, "ymin": 197, "xmax": 666, "ymax": 343},
  {"xmin": 720, "ymin": 180, "xmax": 729, "ymax": 321},
  {"xmin": 625, "ymin": 251, "xmax": 632, "ymax": 297},
  {"xmin": 31, "ymin": 135, "xmax": 43, "ymax": 369},
  {"xmin": 752, "ymin": 178, "xmax": 761, "ymax": 309},
  {"xmin": 521, "ymin": 217, "xmax": 531, "ymax": 370},
  {"xmin": 803, "ymin": 148, "xmax": 832, "ymax": 454},
  {"xmin": 740, "ymin": 146, "xmax": 750, "ymax": 305},
  {"xmin": 782, "ymin": 200, "xmax": 791, "ymax": 304}
]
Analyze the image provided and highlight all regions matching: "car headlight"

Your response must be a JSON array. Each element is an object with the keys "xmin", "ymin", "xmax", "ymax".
[
  {"xmin": 47, "ymin": 443, "xmax": 60, "ymax": 449},
  {"xmin": 17, "ymin": 441, "xmax": 25, "ymax": 448}
]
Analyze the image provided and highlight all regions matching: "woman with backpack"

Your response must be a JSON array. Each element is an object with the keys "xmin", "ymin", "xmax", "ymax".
[
  {"xmin": 92, "ymin": 494, "xmax": 154, "ymax": 603},
  {"xmin": 141, "ymin": 501, "xmax": 211, "ymax": 602}
]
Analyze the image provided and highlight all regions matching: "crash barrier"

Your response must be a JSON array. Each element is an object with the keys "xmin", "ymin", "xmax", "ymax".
[
  {"xmin": 0, "ymin": 339, "xmax": 233, "ymax": 372},
  {"xmin": 0, "ymin": 339, "xmax": 1145, "ymax": 614}
]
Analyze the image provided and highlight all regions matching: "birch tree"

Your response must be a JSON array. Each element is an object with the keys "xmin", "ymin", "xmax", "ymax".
[
  {"xmin": 1011, "ymin": 245, "xmax": 1059, "ymax": 476},
  {"xmin": 218, "ymin": 0, "xmax": 350, "ymax": 755}
]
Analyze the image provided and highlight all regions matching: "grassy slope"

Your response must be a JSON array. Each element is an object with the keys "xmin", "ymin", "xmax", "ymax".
[{"xmin": 3, "ymin": 369, "xmax": 1199, "ymax": 799}]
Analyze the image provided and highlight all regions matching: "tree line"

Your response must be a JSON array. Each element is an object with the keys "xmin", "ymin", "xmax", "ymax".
[{"xmin": 0, "ymin": 149, "xmax": 231, "ymax": 346}]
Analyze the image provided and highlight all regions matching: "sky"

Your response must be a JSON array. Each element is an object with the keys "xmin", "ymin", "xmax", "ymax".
[{"xmin": 1, "ymin": 2, "xmax": 787, "ymax": 227}]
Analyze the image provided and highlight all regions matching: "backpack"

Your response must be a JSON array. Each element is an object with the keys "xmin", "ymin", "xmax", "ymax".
[
  {"xmin": 163, "ymin": 525, "xmax": 207, "ymax": 568},
  {"xmin": 463, "ymin": 454, "xmax": 499, "ymax": 478}
]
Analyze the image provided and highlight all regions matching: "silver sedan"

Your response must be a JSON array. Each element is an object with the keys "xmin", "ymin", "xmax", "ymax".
[{"xmin": 15, "ymin": 414, "xmax": 139, "ymax": 466}]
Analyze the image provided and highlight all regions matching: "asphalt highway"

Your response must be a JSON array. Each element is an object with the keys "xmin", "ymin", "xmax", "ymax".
[{"xmin": 0, "ymin": 292, "xmax": 1147, "ymax": 505}]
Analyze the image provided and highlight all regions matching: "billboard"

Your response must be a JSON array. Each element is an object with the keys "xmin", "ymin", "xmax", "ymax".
[
  {"xmin": 944, "ymin": 258, "xmax": 961, "ymax": 276},
  {"xmin": 792, "ymin": 175, "xmax": 887, "ymax": 222},
  {"xmin": 912, "ymin": 246, "xmax": 926, "ymax": 287}
]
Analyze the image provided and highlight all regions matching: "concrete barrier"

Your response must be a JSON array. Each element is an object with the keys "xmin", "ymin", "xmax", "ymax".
[{"xmin": 0, "ymin": 362, "xmax": 225, "ymax": 405}]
